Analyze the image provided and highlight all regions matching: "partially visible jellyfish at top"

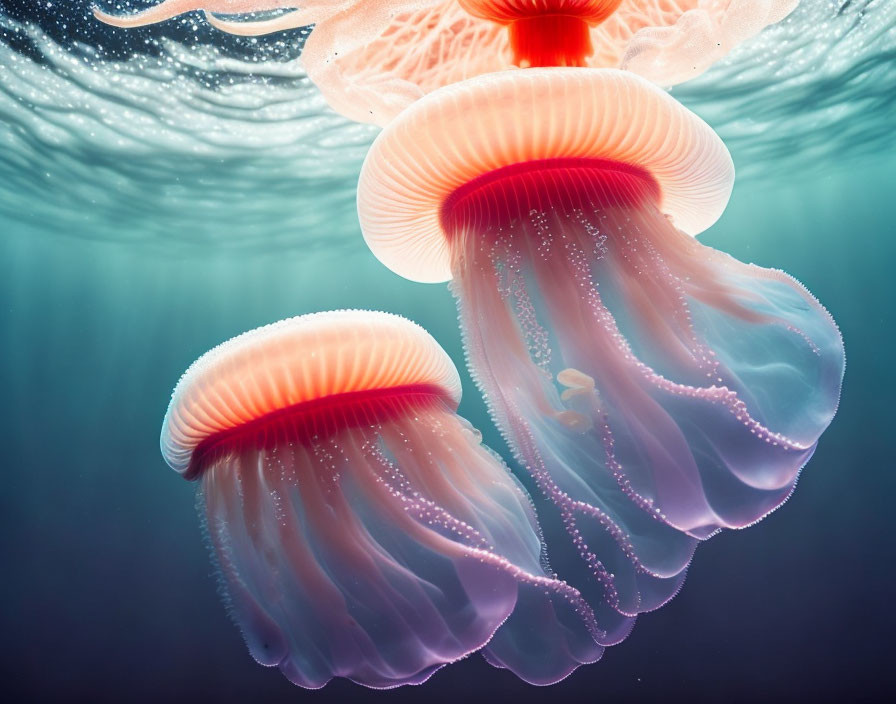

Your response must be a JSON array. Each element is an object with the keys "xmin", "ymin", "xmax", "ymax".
[
  {"xmin": 161, "ymin": 310, "xmax": 630, "ymax": 688},
  {"xmin": 94, "ymin": 0, "xmax": 799, "ymax": 125},
  {"xmin": 357, "ymin": 68, "xmax": 844, "ymax": 620}
]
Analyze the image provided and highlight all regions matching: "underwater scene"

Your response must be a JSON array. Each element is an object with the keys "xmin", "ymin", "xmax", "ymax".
[{"xmin": 1, "ymin": 1, "xmax": 894, "ymax": 701}]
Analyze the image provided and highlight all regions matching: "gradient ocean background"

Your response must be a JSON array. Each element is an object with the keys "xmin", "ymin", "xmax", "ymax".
[{"xmin": 1, "ymin": 1, "xmax": 894, "ymax": 700}]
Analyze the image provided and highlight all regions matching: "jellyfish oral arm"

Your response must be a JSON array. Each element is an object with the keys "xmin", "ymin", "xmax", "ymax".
[
  {"xmin": 204, "ymin": 8, "xmax": 315, "ymax": 36},
  {"xmin": 444, "ymin": 155, "xmax": 842, "ymax": 605},
  {"xmin": 92, "ymin": 1, "xmax": 298, "ymax": 29},
  {"xmin": 193, "ymin": 385, "xmax": 610, "ymax": 687}
]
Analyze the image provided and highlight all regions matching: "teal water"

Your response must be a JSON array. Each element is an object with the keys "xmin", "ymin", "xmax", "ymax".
[{"xmin": 2, "ymin": 1, "xmax": 895, "ymax": 700}]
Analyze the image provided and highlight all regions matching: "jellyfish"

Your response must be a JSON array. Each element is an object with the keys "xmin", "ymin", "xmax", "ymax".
[
  {"xmin": 161, "ymin": 310, "xmax": 628, "ymax": 688},
  {"xmin": 94, "ymin": 0, "xmax": 798, "ymax": 125},
  {"xmin": 356, "ymin": 69, "xmax": 845, "ymax": 620}
]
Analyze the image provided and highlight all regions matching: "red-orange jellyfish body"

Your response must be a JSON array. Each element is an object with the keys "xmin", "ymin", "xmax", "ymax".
[
  {"xmin": 357, "ymin": 69, "xmax": 844, "ymax": 619},
  {"xmin": 94, "ymin": 1, "xmax": 799, "ymax": 126},
  {"xmin": 458, "ymin": 0, "xmax": 624, "ymax": 67},
  {"xmin": 161, "ymin": 311, "xmax": 618, "ymax": 688}
]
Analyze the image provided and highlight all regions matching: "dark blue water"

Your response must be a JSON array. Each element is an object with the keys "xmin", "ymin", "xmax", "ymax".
[{"xmin": 2, "ymin": 1, "xmax": 894, "ymax": 701}]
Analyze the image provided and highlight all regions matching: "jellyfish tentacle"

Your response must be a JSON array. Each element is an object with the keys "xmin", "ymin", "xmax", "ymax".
[
  {"xmin": 198, "ymin": 387, "xmax": 617, "ymax": 687},
  {"xmin": 201, "ymin": 411, "xmax": 514, "ymax": 688},
  {"xmin": 93, "ymin": 0, "xmax": 197, "ymax": 29},
  {"xmin": 526, "ymin": 208, "xmax": 727, "ymax": 533},
  {"xmin": 93, "ymin": 1, "xmax": 297, "ymax": 29},
  {"xmin": 201, "ymin": 486, "xmax": 291, "ymax": 668},
  {"xmin": 204, "ymin": 8, "xmax": 315, "ymax": 36},
  {"xmin": 456, "ymin": 247, "xmax": 649, "ymax": 634},
  {"xmin": 455, "ymin": 256, "xmax": 687, "ymax": 626},
  {"xmin": 370, "ymin": 396, "xmax": 612, "ymax": 683},
  {"xmin": 441, "ymin": 154, "xmax": 841, "ymax": 616},
  {"xmin": 459, "ymin": 223, "xmax": 698, "ymax": 568},
  {"xmin": 447, "ymin": 161, "xmax": 842, "ymax": 546},
  {"xmin": 593, "ymin": 205, "xmax": 840, "ymax": 492}
]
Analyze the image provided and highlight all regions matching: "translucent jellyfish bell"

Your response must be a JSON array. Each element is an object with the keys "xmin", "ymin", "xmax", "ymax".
[
  {"xmin": 161, "ymin": 310, "xmax": 618, "ymax": 688},
  {"xmin": 357, "ymin": 69, "xmax": 844, "ymax": 618},
  {"xmin": 94, "ymin": 1, "xmax": 798, "ymax": 125}
]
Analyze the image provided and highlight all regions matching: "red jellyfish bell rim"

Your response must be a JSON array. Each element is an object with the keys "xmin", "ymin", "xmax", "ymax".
[
  {"xmin": 160, "ymin": 310, "xmax": 462, "ymax": 477},
  {"xmin": 357, "ymin": 68, "xmax": 735, "ymax": 284}
]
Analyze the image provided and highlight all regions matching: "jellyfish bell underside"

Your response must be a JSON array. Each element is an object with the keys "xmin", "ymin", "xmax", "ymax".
[
  {"xmin": 358, "ymin": 69, "xmax": 844, "ymax": 617},
  {"xmin": 93, "ymin": 0, "xmax": 799, "ymax": 126},
  {"xmin": 162, "ymin": 311, "xmax": 620, "ymax": 688}
]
